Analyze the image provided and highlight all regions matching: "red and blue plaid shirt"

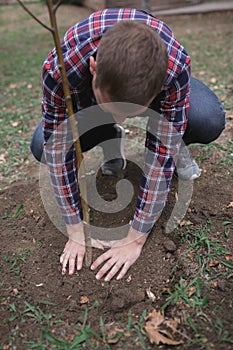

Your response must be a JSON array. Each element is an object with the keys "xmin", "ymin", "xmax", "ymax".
[{"xmin": 42, "ymin": 8, "xmax": 190, "ymax": 234}]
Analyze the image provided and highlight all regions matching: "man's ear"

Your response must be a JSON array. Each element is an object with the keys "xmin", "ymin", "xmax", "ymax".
[{"xmin": 89, "ymin": 56, "xmax": 97, "ymax": 76}]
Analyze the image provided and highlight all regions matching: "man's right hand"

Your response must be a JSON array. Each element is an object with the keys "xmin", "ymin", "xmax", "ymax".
[
  {"xmin": 60, "ymin": 222, "xmax": 106, "ymax": 275},
  {"xmin": 60, "ymin": 223, "xmax": 86, "ymax": 275}
]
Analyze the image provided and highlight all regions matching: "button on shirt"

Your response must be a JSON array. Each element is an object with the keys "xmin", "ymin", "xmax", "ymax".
[{"xmin": 42, "ymin": 8, "xmax": 190, "ymax": 234}]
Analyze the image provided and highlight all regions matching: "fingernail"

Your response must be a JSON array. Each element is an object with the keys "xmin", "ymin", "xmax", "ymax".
[
  {"xmin": 91, "ymin": 265, "xmax": 95, "ymax": 270},
  {"xmin": 96, "ymin": 274, "xmax": 100, "ymax": 280}
]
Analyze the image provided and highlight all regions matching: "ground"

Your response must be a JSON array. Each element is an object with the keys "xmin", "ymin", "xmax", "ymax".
[{"xmin": 0, "ymin": 4, "xmax": 233, "ymax": 350}]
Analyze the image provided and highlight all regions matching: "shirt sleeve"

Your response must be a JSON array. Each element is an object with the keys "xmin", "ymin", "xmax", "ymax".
[
  {"xmin": 42, "ymin": 63, "xmax": 82, "ymax": 226},
  {"xmin": 131, "ymin": 63, "xmax": 190, "ymax": 234}
]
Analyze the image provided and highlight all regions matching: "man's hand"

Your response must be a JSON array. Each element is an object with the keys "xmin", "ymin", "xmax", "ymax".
[
  {"xmin": 60, "ymin": 223, "xmax": 106, "ymax": 275},
  {"xmin": 90, "ymin": 228, "xmax": 148, "ymax": 281},
  {"xmin": 60, "ymin": 223, "xmax": 86, "ymax": 275}
]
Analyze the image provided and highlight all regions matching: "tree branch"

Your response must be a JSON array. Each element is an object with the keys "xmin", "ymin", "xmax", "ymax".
[{"xmin": 17, "ymin": 0, "xmax": 53, "ymax": 32}]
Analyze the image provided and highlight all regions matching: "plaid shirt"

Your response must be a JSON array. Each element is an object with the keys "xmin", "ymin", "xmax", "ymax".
[{"xmin": 42, "ymin": 8, "xmax": 190, "ymax": 234}]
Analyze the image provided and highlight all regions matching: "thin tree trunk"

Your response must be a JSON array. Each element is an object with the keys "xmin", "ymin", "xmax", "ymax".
[{"xmin": 17, "ymin": 0, "xmax": 92, "ymax": 266}]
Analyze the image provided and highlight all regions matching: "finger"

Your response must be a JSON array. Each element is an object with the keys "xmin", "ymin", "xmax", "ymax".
[
  {"xmin": 60, "ymin": 252, "xmax": 65, "ymax": 264},
  {"xmin": 91, "ymin": 250, "xmax": 111, "ymax": 271},
  {"xmin": 104, "ymin": 263, "xmax": 122, "ymax": 282},
  {"xmin": 61, "ymin": 252, "xmax": 70, "ymax": 275},
  {"xmin": 116, "ymin": 262, "xmax": 130, "ymax": 280},
  {"xmin": 77, "ymin": 251, "xmax": 85, "ymax": 271},
  {"xmin": 95, "ymin": 258, "xmax": 115, "ymax": 280},
  {"xmin": 68, "ymin": 257, "xmax": 76, "ymax": 275}
]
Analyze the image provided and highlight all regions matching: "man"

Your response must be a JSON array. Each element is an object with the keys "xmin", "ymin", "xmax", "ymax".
[{"xmin": 30, "ymin": 8, "xmax": 225, "ymax": 282}]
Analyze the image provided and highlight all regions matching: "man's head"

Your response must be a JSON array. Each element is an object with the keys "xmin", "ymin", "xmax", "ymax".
[{"xmin": 90, "ymin": 20, "xmax": 168, "ymax": 116}]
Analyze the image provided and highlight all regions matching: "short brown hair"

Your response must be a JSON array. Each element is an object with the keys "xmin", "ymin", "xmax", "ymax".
[{"xmin": 95, "ymin": 21, "xmax": 168, "ymax": 106}]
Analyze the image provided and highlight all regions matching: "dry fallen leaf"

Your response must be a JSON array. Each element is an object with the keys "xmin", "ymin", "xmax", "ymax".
[
  {"xmin": 126, "ymin": 274, "xmax": 132, "ymax": 283},
  {"xmin": 226, "ymin": 202, "xmax": 233, "ymax": 208},
  {"xmin": 11, "ymin": 121, "xmax": 19, "ymax": 127},
  {"xmin": 178, "ymin": 220, "xmax": 193, "ymax": 227},
  {"xmin": 105, "ymin": 323, "xmax": 125, "ymax": 344},
  {"xmin": 145, "ymin": 309, "xmax": 183, "ymax": 346},
  {"xmin": 208, "ymin": 260, "xmax": 220, "ymax": 267},
  {"xmin": 187, "ymin": 252, "xmax": 194, "ymax": 261},
  {"xmin": 3, "ymin": 345, "xmax": 10, "ymax": 350},
  {"xmin": 80, "ymin": 296, "xmax": 89, "ymax": 304},
  {"xmin": 146, "ymin": 288, "xmax": 156, "ymax": 302},
  {"xmin": 188, "ymin": 286, "xmax": 196, "ymax": 297},
  {"xmin": 0, "ymin": 154, "xmax": 6, "ymax": 163},
  {"xmin": 209, "ymin": 77, "xmax": 217, "ymax": 83},
  {"xmin": 210, "ymin": 281, "xmax": 218, "ymax": 289},
  {"xmin": 225, "ymin": 254, "xmax": 233, "ymax": 261}
]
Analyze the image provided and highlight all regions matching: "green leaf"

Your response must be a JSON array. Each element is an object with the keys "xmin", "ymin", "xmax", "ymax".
[
  {"xmin": 1, "ymin": 212, "xmax": 11, "ymax": 219},
  {"xmin": 13, "ymin": 204, "xmax": 24, "ymax": 219},
  {"xmin": 220, "ymin": 260, "xmax": 233, "ymax": 269},
  {"xmin": 222, "ymin": 221, "xmax": 231, "ymax": 226},
  {"xmin": 39, "ymin": 300, "xmax": 57, "ymax": 306}
]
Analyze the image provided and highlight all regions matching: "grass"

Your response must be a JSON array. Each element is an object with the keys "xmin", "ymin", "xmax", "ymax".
[
  {"xmin": 0, "ymin": 4, "xmax": 55, "ymax": 181},
  {"xmin": 4, "ymin": 301, "xmax": 148, "ymax": 350},
  {"xmin": 5, "ymin": 248, "xmax": 31, "ymax": 275},
  {"xmin": 162, "ymin": 222, "xmax": 233, "ymax": 347}
]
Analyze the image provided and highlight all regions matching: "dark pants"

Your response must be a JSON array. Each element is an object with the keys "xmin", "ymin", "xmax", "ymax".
[{"xmin": 30, "ymin": 77, "xmax": 225, "ymax": 162}]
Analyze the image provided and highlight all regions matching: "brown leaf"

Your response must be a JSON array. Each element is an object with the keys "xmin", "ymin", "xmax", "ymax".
[
  {"xmin": 105, "ymin": 323, "xmax": 124, "ymax": 344},
  {"xmin": 145, "ymin": 309, "xmax": 183, "ymax": 346},
  {"xmin": 145, "ymin": 324, "xmax": 183, "ymax": 345},
  {"xmin": 226, "ymin": 201, "xmax": 233, "ymax": 208},
  {"xmin": 0, "ymin": 154, "xmax": 6, "ymax": 163},
  {"xmin": 187, "ymin": 252, "xmax": 194, "ymax": 261},
  {"xmin": 3, "ymin": 345, "xmax": 10, "ymax": 350},
  {"xmin": 209, "ymin": 77, "xmax": 217, "ymax": 83},
  {"xmin": 145, "ymin": 309, "xmax": 164, "ymax": 328},
  {"xmin": 80, "ymin": 296, "xmax": 89, "ymax": 304},
  {"xmin": 225, "ymin": 254, "xmax": 233, "ymax": 261},
  {"xmin": 164, "ymin": 319, "xmax": 179, "ymax": 330},
  {"xmin": 146, "ymin": 288, "xmax": 156, "ymax": 302},
  {"xmin": 179, "ymin": 220, "xmax": 193, "ymax": 227},
  {"xmin": 126, "ymin": 274, "xmax": 132, "ymax": 282},
  {"xmin": 208, "ymin": 260, "xmax": 220, "ymax": 267},
  {"xmin": 210, "ymin": 281, "xmax": 218, "ymax": 289},
  {"xmin": 188, "ymin": 286, "xmax": 196, "ymax": 297},
  {"xmin": 11, "ymin": 121, "xmax": 19, "ymax": 127}
]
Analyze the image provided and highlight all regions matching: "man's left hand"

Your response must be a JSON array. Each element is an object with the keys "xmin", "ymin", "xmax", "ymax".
[{"xmin": 90, "ymin": 228, "xmax": 148, "ymax": 281}]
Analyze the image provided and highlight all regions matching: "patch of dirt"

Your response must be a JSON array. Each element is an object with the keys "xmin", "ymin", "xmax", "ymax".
[{"xmin": 0, "ymin": 120, "xmax": 232, "ymax": 349}]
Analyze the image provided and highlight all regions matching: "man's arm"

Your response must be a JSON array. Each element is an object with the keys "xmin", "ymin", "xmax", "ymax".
[
  {"xmin": 42, "ymin": 63, "xmax": 88, "ymax": 274},
  {"xmin": 131, "ymin": 64, "xmax": 191, "ymax": 234},
  {"xmin": 42, "ymin": 64, "xmax": 83, "ymax": 226}
]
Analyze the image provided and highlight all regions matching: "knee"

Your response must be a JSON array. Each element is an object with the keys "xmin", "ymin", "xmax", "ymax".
[
  {"xmin": 188, "ymin": 77, "xmax": 226, "ymax": 144},
  {"xmin": 30, "ymin": 122, "xmax": 45, "ymax": 163}
]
